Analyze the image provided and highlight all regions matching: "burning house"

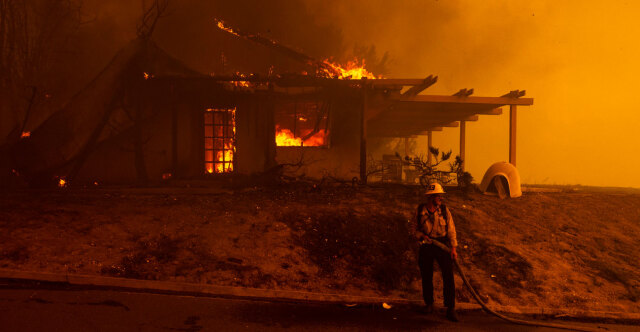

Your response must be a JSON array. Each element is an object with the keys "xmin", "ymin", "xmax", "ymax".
[{"xmin": 2, "ymin": 21, "xmax": 533, "ymax": 187}]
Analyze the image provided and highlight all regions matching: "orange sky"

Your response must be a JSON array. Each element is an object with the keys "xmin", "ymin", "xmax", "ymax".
[{"xmin": 307, "ymin": 0, "xmax": 640, "ymax": 188}]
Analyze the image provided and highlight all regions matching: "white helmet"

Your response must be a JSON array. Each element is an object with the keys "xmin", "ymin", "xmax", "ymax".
[{"xmin": 424, "ymin": 182, "xmax": 445, "ymax": 195}]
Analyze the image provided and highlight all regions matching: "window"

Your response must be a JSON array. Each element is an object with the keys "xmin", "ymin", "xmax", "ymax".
[
  {"xmin": 204, "ymin": 108, "xmax": 236, "ymax": 173},
  {"xmin": 274, "ymin": 100, "xmax": 329, "ymax": 147}
]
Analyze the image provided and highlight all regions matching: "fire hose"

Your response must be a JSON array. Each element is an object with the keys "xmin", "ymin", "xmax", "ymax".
[{"xmin": 428, "ymin": 239, "xmax": 605, "ymax": 332}]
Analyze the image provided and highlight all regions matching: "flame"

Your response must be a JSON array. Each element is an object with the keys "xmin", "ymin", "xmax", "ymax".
[
  {"xmin": 276, "ymin": 128, "xmax": 302, "ymax": 146},
  {"xmin": 58, "ymin": 178, "xmax": 67, "ymax": 188},
  {"xmin": 321, "ymin": 58, "xmax": 380, "ymax": 80},
  {"xmin": 21, "ymin": 131, "xmax": 30, "ymax": 138},
  {"xmin": 93, "ymin": 181, "xmax": 99, "ymax": 186},
  {"xmin": 205, "ymin": 108, "xmax": 236, "ymax": 173},
  {"xmin": 143, "ymin": 72, "xmax": 154, "ymax": 80},
  {"xmin": 276, "ymin": 126, "xmax": 327, "ymax": 147},
  {"xmin": 215, "ymin": 148, "xmax": 234, "ymax": 173},
  {"xmin": 215, "ymin": 19, "xmax": 240, "ymax": 37}
]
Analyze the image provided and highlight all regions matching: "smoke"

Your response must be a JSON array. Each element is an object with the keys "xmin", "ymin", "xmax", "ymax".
[
  {"xmin": 8, "ymin": 0, "xmax": 639, "ymax": 187},
  {"xmin": 306, "ymin": 1, "xmax": 640, "ymax": 188}
]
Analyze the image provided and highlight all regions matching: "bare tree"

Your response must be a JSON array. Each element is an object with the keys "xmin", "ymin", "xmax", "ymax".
[{"xmin": 0, "ymin": 0, "xmax": 83, "ymax": 142}]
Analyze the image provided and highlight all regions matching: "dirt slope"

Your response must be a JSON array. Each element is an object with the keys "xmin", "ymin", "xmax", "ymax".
[{"xmin": 1, "ymin": 183, "xmax": 639, "ymax": 312}]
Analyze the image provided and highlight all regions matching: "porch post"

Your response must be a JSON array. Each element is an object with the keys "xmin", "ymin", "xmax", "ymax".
[
  {"xmin": 509, "ymin": 105, "xmax": 517, "ymax": 166},
  {"xmin": 360, "ymin": 87, "xmax": 368, "ymax": 184},
  {"xmin": 459, "ymin": 120, "xmax": 466, "ymax": 171}
]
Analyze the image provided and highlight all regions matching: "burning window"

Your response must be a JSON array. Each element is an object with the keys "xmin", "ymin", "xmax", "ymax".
[
  {"xmin": 204, "ymin": 108, "xmax": 236, "ymax": 173},
  {"xmin": 275, "ymin": 100, "xmax": 329, "ymax": 147}
]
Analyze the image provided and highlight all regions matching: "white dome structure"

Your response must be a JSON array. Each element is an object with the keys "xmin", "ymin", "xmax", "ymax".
[{"xmin": 479, "ymin": 162, "xmax": 522, "ymax": 198}]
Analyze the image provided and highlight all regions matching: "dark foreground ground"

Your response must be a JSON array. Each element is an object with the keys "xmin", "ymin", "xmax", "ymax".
[
  {"xmin": 0, "ymin": 282, "xmax": 634, "ymax": 332},
  {"xmin": 1, "ymin": 182, "xmax": 640, "ymax": 313}
]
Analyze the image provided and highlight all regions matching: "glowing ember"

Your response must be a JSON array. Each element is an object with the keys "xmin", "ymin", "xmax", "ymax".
[
  {"xmin": 143, "ymin": 72, "xmax": 153, "ymax": 80},
  {"xmin": 276, "ymin": 126, "xmax": 327, "ymax": 147},
  {"xmin": 21, "ymin": 131, "xmax": 30, "ymax": 138},
  {"xmin": 215, "ymin": 19, "xmax": 240, "ymax": 37},
  {"xmin": 321, "ymin": 58, "xmax": 380, "ymax": 79},
  {"xmin": 93, "ymin": 181, "xmax": 99, "ymax": 186},
  {"xmin": 58, "ymin": 178, "xmax": 67, "ymax": 188},
  {"xmin": 231, "ymin": 81, "xmax": 250, "ymax": 87},
  {"xmin": 11, "ymin": 169, "xmax": 19, "ymax": 176},
  {"xmin": 162, "ymin": 173, "xmax": 172, "ymax": 180}
]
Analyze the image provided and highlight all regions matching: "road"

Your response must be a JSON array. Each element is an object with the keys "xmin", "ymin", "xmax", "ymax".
[{"xmin": 0, "ymin": 284, "xmax": 634, "ymax": 331}]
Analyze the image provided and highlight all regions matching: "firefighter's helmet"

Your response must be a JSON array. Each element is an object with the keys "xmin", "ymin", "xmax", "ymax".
[{"xmin": 424, "ymin": 182, "xmax": 445, "ymax": 195}]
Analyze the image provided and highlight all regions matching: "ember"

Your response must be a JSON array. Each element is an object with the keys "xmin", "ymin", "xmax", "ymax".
[
  {"xmin": 215, "ymin": 19, "xmax": 240, "ymax": 37},
  {"xmin": 21, "ymin": 131, "xmax": 30, "ymax": 138},
  {"xmin": 230, "ymin": 80, "xmax": 250, "ymax": 87},
  {"xmin": 58, "ymin": 178, "xmax": 67, "ymax": 188},
  {"xmin": 162, "ymin": 173, "xmax": 172, "ymax": 180}
]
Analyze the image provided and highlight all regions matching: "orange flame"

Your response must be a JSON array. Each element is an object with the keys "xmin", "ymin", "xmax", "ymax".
[
  {"xmin": 205, "ymin": 108, "xmax": 236, "ymax": 173},
  {"xmin": 321, "ymin": 58, "xmax": 380, "ymax": 79},
  {"xmin": 58, "ymin": 178, "xmax": 67, "ymax": 188},
  {"xmin": 215, "ymin": 19, "xmax": 240, "ymax": 37},
  {"xmin": 216, "ymin": 148, "xmax": 234, "ymax": 173},
  {"xmin": 276, "ymin": 126, "xmax": 327, "ymax": 147},
  {"xmin": 21, "ymin": 131, "xmax": 30, "ymax": 138}
]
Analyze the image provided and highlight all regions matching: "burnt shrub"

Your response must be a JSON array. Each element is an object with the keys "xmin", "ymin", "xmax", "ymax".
[
  {"xmin": 465, "ymin": 236, "xmax": 536, "ymax": 294},
  {"xmin": 101, "ymin": 233, "xmax": 184, "ymax": 279},
  {"xmin": 279, "ymin": 208, "xmax": 418, "ymax": 292},
  {"xmin": 1, "ymin": 244, "xmax": 30, "ymax": 264}
]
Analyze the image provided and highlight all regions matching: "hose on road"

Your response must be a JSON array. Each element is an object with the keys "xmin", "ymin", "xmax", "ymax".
[{"xmin": 429, "ymin": 239, "xmax": 605, "ymax": 332}]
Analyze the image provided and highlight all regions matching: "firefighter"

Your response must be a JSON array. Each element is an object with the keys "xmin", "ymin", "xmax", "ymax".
[{"xmin": 415, "ymin": 182, "xmax": 459, "ymax": 322}]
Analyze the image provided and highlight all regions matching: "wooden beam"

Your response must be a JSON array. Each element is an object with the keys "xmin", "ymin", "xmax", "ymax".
[
  {"xmin": 460, "ymin": 120, "xmax": 466, "ymax": 172},
  {"xmin": 388, "ymin": 104, "xmax": 504, "ymax": 115},
  {"xmin": 401, "ymin": 75, "xmax": 438, "ymax": 98},
  {"xmin": 371, "ymin": 111, "xmax": 483, "ymax": 122},
  {"xmin": 368, "ymin": 126, "xmax": 444, "ymax": 137},
  {"xmin": 360, "ymin": 89, "xmax": 368, "ymax": 184},
  {"xmin": 401, "ymin": 95, "xmax": 534, "ymax": 105},
  {"xmin": 365, "ymin": 79, "xmax": 432, "ymax": 86},
  {"xmin": 453, "ymin": 88, "xmax": 474, "ymax": 97},
  {"xmin": 501, "ymin": 90, "xmax": 526, "ymax": 98},
  {"xmin": 368, "ymin": 120, "xmax": 459, "ymax": 132},
  {"xmin": 368, "ymin": 122, "xmax": 457, "ymax": 138},
  {"xmin": 509, "ymin": 105, "xmax": 517, "ymax": 166}
]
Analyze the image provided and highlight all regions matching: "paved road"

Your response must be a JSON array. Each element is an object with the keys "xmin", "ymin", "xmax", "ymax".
[{"xmin": 0, "ymin": 285, "xmax": 634, "ymax": 331}]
